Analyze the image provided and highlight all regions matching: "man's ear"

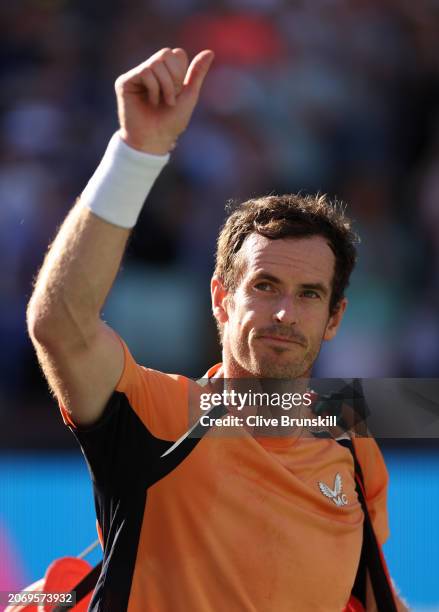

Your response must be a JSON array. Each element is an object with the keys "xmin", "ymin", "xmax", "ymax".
[
  {"xmin": 323, "ymin": 298, "xmax": 347, "ymax": 341},
  {"xmin": 211, "ymin": 276, "xmax": 230, "ymax": 325}
]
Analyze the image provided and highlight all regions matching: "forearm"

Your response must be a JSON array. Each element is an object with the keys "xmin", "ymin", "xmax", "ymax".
[
  {"xmin": 28, "ymin": 126, "xmax": 170, "ymax": 347},
  {"xmin": 27, "ymin": 203, "xmax": 130, "ymax": 346}
]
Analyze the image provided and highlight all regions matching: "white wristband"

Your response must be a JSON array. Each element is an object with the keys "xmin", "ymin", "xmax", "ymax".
[{"xmin": 80, "ymin": 132, "xmax": 170, "ymax": 229}]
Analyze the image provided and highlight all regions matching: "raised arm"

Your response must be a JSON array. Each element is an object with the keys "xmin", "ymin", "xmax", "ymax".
[{"xmin": 27, "ymin": 47, "xmax": 214, "ymax": 426}]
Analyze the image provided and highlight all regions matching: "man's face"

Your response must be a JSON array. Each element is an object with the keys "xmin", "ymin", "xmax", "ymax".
[{"xmin": 212, "ymin": 233, "xmax": 346, "ymax": 378}]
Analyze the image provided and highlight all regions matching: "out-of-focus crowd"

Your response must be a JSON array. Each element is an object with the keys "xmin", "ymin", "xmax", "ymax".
[{"xmin": 1, "ymin": 0, "xmax": 439, "ymax": 427}]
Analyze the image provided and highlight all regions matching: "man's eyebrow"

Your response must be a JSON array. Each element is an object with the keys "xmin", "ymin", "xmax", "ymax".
[{"xmin": 250, "ymin": 272, "xmax": 284, "ymax": 285}]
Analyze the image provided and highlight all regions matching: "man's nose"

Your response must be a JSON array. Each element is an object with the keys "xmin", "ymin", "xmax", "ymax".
[{"xmin": 272, "ymin": 297, "xmax": 298, "ymax": 325}]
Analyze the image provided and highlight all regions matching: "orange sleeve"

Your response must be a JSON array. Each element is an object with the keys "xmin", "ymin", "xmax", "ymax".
[
  {"xmin": 113, "ymin": 336, "xmax": 190, "ymax": 440},
  {"xmin": 353, "ymin": 438, "xmax": 390, "ymax": 545}
]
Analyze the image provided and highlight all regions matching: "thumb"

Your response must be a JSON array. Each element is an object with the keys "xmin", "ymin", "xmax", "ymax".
[{"xmin": 183, "ymin": 50, "xmax": 215, "ymax": 98}]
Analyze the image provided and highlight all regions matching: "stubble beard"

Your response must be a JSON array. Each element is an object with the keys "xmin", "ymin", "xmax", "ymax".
[
  {"xmin": 231, "ymin": 337, "xmax": 322, "ymax": 380},
  {"xmin": 252, "ymin": 346, "xmax": 318, "ymax": 379}
]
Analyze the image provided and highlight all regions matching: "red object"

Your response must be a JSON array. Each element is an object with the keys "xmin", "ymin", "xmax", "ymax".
[
  {"xmin": 5, "ymin": 557, "xmax": 93, "ymax": 611},
  {"xmin": 179, "ymin": 13, "xmax": 286, "ymax": 66},
  {"xmin": 344, "ymin": 595, "xmax": 365, "ymax": 611}
]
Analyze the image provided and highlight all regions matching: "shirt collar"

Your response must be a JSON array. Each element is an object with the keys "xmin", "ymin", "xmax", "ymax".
[{"xmin": 204, "ymin": 362, "xmax": 224, "ymax": 379}]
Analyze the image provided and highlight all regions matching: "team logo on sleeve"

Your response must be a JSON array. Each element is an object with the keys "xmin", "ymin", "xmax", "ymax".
[{"xmin": 318, "ymin": 473, "xmax": 348, "ymax": 506}]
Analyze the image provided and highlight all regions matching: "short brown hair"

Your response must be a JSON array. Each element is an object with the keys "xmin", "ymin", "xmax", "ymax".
[{"xmin": 214, "ymin": 193, "xmax": 359, "ymax": 315}]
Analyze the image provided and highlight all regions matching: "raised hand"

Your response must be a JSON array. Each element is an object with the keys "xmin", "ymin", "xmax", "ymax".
[{"xmin": 115, "ymin": 47, "xmax": 214, "ymax": 155}]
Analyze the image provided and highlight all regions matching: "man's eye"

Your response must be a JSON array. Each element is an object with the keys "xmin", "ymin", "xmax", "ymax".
[
  {"xmin": 254, "ymin": 282, "xmax": 273, "ymax": 292},
  {"xmin": 301, "ymin": 290, "xmax": 320, "ymax": 299}
]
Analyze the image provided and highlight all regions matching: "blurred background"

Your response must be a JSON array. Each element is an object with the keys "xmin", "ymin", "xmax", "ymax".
[{"xmin": 1, "ymin": 0, "xmax": 438, "ymax": 609}]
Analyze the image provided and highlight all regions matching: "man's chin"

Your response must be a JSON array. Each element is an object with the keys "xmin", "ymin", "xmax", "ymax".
[{"xmin": 251, "ymin": 358, "xmax": 309, "ymax": 380}]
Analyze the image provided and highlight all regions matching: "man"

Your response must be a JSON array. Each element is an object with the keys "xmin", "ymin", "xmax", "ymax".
[{"xmin": 27, "ymin": 48, "xmax": 409, "ymax": 611}]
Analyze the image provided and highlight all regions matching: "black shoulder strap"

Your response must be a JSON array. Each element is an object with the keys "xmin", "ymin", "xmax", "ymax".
[
  {"xmin": 337, "ymin": 438, "xmax": 398, "ymax": 612},
  {"xmin": 52, "ymin": 561, "xmax": 103, "ymax": 611}
]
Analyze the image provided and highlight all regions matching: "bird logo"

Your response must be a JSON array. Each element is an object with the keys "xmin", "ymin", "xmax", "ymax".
[{"xmin": 318, "ymin": 473, "xmax": 348, "ymax": 506}]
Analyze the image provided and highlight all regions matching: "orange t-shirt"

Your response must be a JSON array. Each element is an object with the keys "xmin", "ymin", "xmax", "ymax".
[{"xmin": 63, "ymin": 339, "xmax": 389, "ymax": 612}]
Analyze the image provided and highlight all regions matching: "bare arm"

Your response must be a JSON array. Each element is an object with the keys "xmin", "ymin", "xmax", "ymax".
[{"xmin": 27, "ymin": 47, "xmax": 214, "ymax": 426}]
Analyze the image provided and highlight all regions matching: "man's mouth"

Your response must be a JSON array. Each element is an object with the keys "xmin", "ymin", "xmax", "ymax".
[{"xmin": 258, "ymin": 335, "xmax": 304, "ymax": 347}]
